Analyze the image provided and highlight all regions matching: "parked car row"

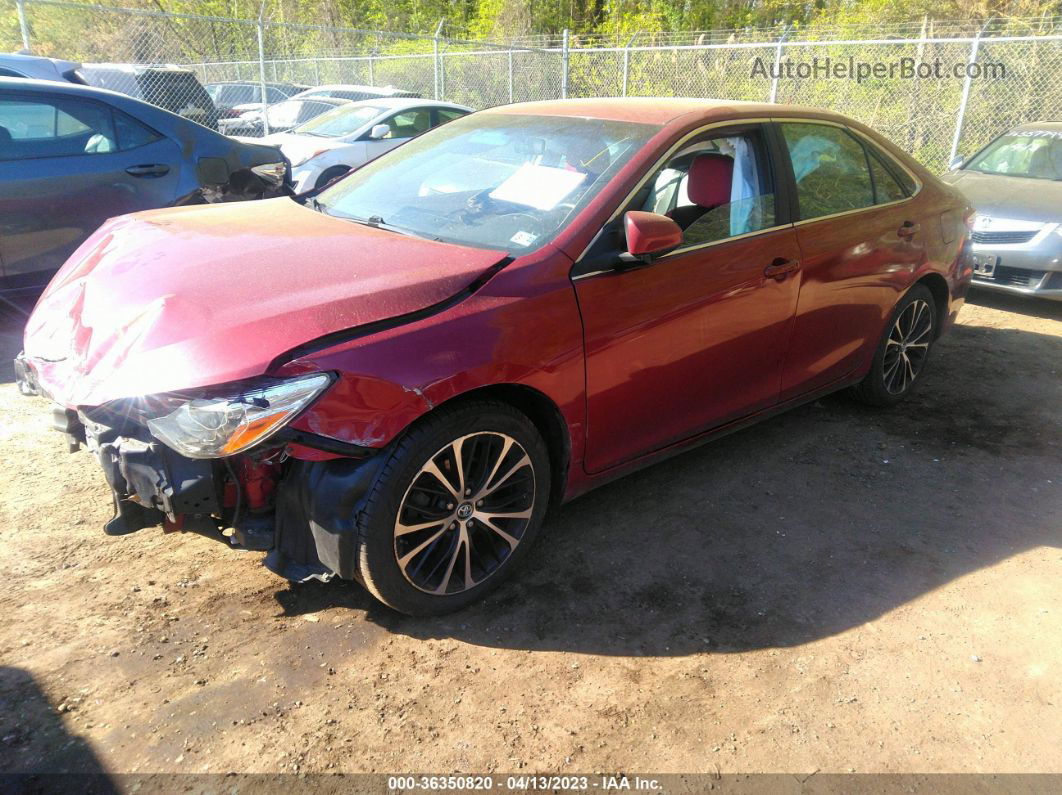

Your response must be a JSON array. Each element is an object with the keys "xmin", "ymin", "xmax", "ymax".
[
  {"xmin": 0, "ymin": 55, "xmax": 445, "ymax": 291},
  {"xmin": 216, "ymin": 83, "xmax": 426, "ymax": 136},
  {"xmin": 2, "ymin": 53, "xmax": 222, "ymax": 129},
  {"xmin": 17, "ymin": 96, "xmax": 977, "ymax": 615},
  {"xmin": 254, "ymin": 98, "xmax": 471, "ymax": 191},
  {"xmin": 0, "ymin": 53, "xmax": 427, "ymax": 138}
]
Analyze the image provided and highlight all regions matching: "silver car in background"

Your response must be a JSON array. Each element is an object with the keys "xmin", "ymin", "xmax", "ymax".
[{"xmin": 943, "ymin": 122, "xmax": 1062, "ymax": 301}]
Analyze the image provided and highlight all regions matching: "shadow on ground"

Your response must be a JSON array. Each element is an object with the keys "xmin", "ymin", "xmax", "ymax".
[
  {"xmin": 275, "ymin": 321, "xmax": 1061, "ymax": 656},
  {"xmin": 0, "ymin": 294, "xmax": 36, "ymax": 385},
  {"xmin": 966, "ymin": 287, "xmax": 1062, "ymax": 321},
  {"xmin": 0, "ymin": 667, "xmax": 115, "ymax": 787}
]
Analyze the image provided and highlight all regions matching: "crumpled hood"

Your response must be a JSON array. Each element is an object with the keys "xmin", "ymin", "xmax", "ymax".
[
  {"xmin": 23, "ymin": 197, "xmax": 506, "ymax": 407},
  {"xmin": 941, "ymin": 169, "xmax": 1062, "ymax": 223}
]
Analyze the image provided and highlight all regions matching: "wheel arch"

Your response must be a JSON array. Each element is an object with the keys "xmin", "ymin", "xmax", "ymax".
[
  {"xmin": 912, "ymin": 271, "xmax": 950, "ymax": 339},
  {"xmin": 422, "ymin": 383, "xmax": 571, "ymax": 511}
]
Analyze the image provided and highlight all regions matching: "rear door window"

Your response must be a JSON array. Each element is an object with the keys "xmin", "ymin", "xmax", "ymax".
[
  {"xmin": 381, "ymin": 108, "xmax": 432, "ymax": 139},
  {"xmin": 435, "ymin": 108, "xmax": 468, "ymax": 125},
  {"xmin": 781, "ymin": 122, "xmax": 874, "ymax": 220},
  {"xmin": 114, "ymin": 111, "xmax": 161, "ymax": 150},
  {"xmin": 0, "ymin": 96, "xmax": 117, "ymax": 159},
  {"xmin": 868, "ymin": 153, "xmax": 907, "ymax": 204}
]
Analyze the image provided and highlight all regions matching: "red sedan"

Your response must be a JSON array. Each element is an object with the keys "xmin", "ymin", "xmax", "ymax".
[{"xmin": 18, "ymin": 99, "xmax": 973, "ymax": 615}]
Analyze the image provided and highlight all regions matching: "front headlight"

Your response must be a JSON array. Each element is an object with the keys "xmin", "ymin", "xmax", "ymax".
[
  {"xmin": 251, "ymin": 161, "xmax": 287, "ymax": 186},
  {"xmin": 144, "ymin": 373, "xmax": 331, "ymax": 459},
  {"xmin": 293, "ymin": 149, "xmax": 329, "ymax": 167}
]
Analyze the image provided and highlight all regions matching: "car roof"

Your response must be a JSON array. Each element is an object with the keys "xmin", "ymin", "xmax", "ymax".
[
  {"xmin": 208, "ymin": 80, "xmax": 307, "ymax": 89},
  {"xmin": 0, "ymin": 52, "xmax": 81, "ymax": 68},
  {"xmin": 336, "ymin": 97, "xmax": 471, "ymax": 112},
  {"xmin": 292, "ymin": 96, "xmax": 348, "ymax": 105},
  {"xmin": 302, "ymin": 84, "xmax": 408, "ymax": 92},
  {"xmin": 79, "ymin": 62, "xmax": 196, "ymax": 75},
  {"xmin": 1010, "ymin": 121, "xmax": 1062, "ymax": 132},
  {"xmin": 0, "ymin": 52, "xmax": 82, "ymax": 78},
  {"xmin": 484, "ymin": 97, "xmax": 846, "ymax": 125}
]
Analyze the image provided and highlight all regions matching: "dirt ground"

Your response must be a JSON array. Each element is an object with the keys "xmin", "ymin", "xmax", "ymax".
[{"xmin": 0, "ymin": 289, "xmax": 1059, "ymax": 777}]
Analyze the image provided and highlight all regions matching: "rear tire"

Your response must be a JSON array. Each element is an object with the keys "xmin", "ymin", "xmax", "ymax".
[
  {"xmin": 852, "ymin": 284, "xmax": 937, "ymax": 406},
  {"xmin": 314, "ymin": 166, "xmax": 351, "ymax": 190},
  {"xmin": 356, "ymin": 401, "xmax": 551, "ymax": 616}
]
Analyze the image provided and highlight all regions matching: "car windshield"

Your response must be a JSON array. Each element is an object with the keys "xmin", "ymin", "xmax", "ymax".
[
  {"xmin": 294, "ymin": 103, "xmax": 385, "ymax": 138},
  {"xmin": 265, "ymin": 100, "xmax": 305, "ymax": 128},
  {"xmin": 966, "ymin": 130, "xmax": 1062, "ymax": 180},
  {"xmin": 314, "ymin": 113, "xmax": 658, "ymax": 253}
]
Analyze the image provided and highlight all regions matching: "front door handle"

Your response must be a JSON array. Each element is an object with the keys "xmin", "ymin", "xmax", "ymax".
[
  {"xmin": 125, "ymin": 164, "xmax": 170, "ymax": 178},
  {"xmin": 764, "ymin": 257, "xmax": 800, "ymax": 281},
  {"xmin": 897, "ymin": 221, "xmax": 920, "ymax": 238}
]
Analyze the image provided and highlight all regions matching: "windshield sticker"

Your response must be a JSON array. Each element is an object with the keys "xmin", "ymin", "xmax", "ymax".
[
  {"xmin": 510, "ymin": 230, "xmax": 538, "ymax": 247},
  {"xmin": 489, "ymin": 163, "xmax": 587, "ymax": 211},
  {"xmin": 1013, "ymin": 130, "xmax": 1062, "ymax": 139}
]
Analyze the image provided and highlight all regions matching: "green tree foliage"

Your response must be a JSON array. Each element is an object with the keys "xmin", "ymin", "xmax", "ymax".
[{"xmin": 65, "ymin": 0, "xmax": 1062, "ymax": 37}]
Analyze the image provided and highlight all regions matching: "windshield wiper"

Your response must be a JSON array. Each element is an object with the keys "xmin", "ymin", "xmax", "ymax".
[{"xmin": 329, "ymin": 212, "xmax": 440, "ymax": 241}]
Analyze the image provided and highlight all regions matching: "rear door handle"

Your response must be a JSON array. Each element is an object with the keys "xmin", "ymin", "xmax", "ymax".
[
  {"xmin": 125, "ymin": 164, "xmax": 170, "ymax": 178},
  {"xmin": 897, "ymin": 221, "xmax": 920, "ymax": 238},
  {"xmin": 764, "ymin": 257, "xmax": 800, "ymax": 281}
]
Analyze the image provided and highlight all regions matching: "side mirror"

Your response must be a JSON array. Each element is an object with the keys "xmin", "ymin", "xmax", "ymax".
[
  {"xmin": 624, "ymin": 211, "xmax": 683, "ymax": 260},
  {"xmin": 949, "ymin": 154, "xmax": 965, "ymax": 170},
  {"xmin": 368, "ymin": 123, "xmax": 390, "ymax": 141}
]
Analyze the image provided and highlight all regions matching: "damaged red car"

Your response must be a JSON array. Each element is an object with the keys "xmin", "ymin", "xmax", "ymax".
[{"xmin": 17, "ymin": 99, "xmax": 973, "ymax": 615}]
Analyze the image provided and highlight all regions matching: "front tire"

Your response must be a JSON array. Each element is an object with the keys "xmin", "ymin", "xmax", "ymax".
[
  {"xmin": 314, "ymin": 166, "xmax": 351, "ymax": 190},
  {"xmin": 356, "ymin": 401, "xmax": 551, "ymax": 616},
  {"xmin": 852, "ymin": 284, "xmax": 937, "ymax": 406}
]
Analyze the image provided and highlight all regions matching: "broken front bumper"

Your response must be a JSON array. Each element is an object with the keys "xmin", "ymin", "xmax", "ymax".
[{"xmin": 15, "ymin": 353, "xmax": 383, "ymax": 585}]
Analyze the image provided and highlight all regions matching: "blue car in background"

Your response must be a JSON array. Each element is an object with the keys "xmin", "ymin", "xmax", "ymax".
[{"xmin": 0, "ymin": 77, "xmax": 290, "ymax": 293}]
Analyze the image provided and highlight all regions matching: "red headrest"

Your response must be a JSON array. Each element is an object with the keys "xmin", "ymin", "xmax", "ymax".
[{"xmin": 686, "ymin": 153, "xmax": 733, "ymax": 208}]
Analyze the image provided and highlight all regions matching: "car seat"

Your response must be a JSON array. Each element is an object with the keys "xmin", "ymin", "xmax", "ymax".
[{"xmin": 668, "ymin": 152, "xmax": 733, "ymax": 230}]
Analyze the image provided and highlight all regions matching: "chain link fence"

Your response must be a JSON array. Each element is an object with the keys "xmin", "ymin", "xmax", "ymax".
[{"xmin": 5, "ymin": 0, "xmax": 1062, "ymax": 172}]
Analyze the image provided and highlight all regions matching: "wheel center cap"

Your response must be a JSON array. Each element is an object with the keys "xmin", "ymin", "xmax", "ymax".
[{"xmin": 456, "ymin": 503, "xmax": 474, "ymax": 520}]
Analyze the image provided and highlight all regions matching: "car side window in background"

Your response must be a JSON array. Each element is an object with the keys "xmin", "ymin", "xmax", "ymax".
[
  {"xmin": 436, "ymin": 108, "xmax": 467, "ymax": 125},
  {"xmin": 0, "ymin": 67, "xmax": 26, "ymax": 77},
  {"xmin": 781, "ymin": 122, "xmax": 874, "ymax": 220},
  {"xmin": 0, "ymin": 97, "xmax": 116, "ymax": 160},
  {"xmin": 265, "ymin": 101, "xmax": 302, "ymax": 129},
  {"xmin": 113, "ymin": 111, "xmax": 160, "ymax": 151},
  {"xmin": 298, "ymin": 101, "xmax": 331, "ymax": 122},
  {"xmin": 639, "ymin": 130, "xmax": 776, "ymax": 247},
  {"xmin": 382, "ymin": 109, "xmax": 432, "ymax": 139},
  {"xmin": 868, "ymin": 152, "xmax": 907, "ymax": 204}
]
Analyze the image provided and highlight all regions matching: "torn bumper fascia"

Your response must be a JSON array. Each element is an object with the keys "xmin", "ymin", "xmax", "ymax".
[
  {"xmin": 17, "ymin": 351, "xmax": 386, "ymax": 582},
  {"xmin": 13, "ymin": 352, "xmax": 40, "ymax": 397}
]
